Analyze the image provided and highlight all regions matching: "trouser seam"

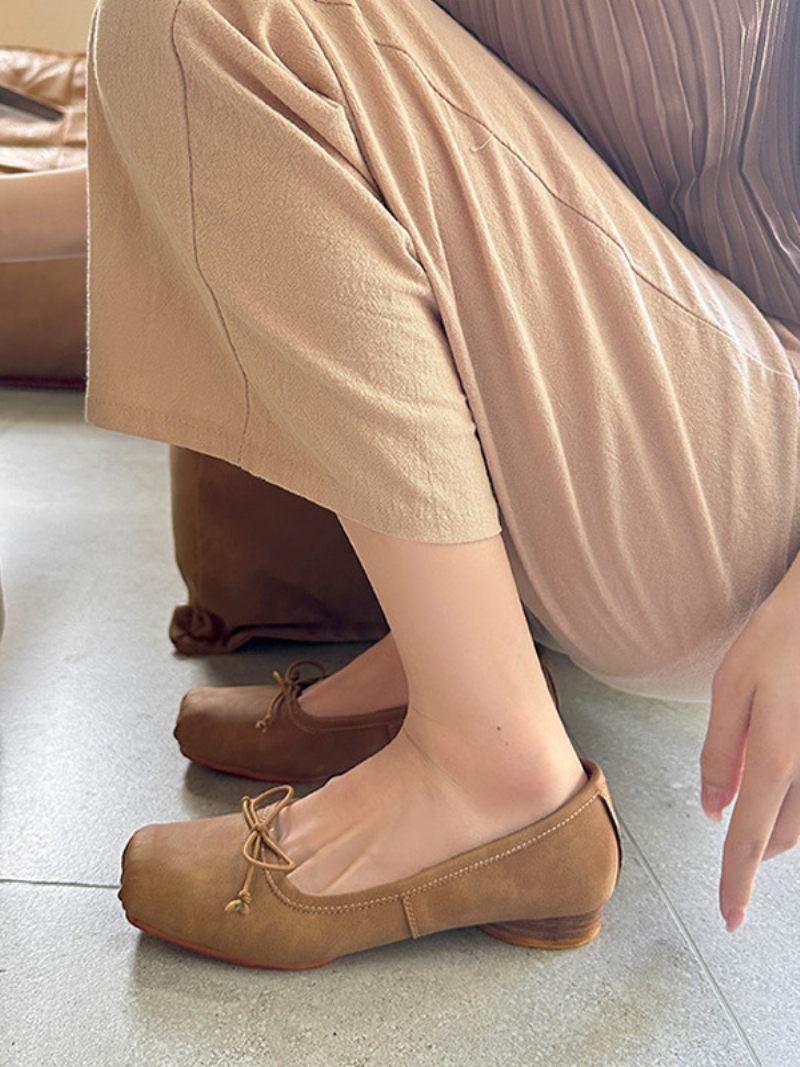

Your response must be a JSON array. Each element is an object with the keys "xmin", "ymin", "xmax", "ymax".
[
  {"xmin": 170, "ymin": 0, "xmax": 252, "ymax": 466},
  {"xmin": 370, "ymin": 35, "xmax": 795, "ymax": 384},
  {"xmin": 291, "ymin": 0, "xmax": 430, "ymax": 274}
]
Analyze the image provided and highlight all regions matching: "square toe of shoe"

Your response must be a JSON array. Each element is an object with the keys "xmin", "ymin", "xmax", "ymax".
[
  {"xmin": 172, "ymin": 704, "xmax": 215, "ymax": 749},
  {"xmin": 173, "ymin": 701, "xmax": 258, "ymax": 760},
  {"xmin": 119, "ymin": 811, "xmax": 249, "ymax": 946}
]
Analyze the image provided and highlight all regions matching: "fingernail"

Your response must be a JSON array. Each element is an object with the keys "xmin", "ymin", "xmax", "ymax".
[
  {"xmin": 725, "ymin": 908, "xmax": 745, "ymax": 932},
  {"xmin": 702, "ymin": 786, "xmax": 724, "ymax": 819}
]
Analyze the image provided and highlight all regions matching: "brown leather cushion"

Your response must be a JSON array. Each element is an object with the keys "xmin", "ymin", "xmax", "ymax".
[
  {"xmin": 0, "ymin": 45, "xmax": 87, "ymax": 387},
  {"xmin": 168, "ymin": 446, "xmax": 388, "ymax": 654}
]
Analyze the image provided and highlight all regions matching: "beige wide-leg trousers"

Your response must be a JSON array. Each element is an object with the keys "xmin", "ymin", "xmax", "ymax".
[{"xmin": 84, "ymin": 0, "xmax": 800, "ymax": 702}]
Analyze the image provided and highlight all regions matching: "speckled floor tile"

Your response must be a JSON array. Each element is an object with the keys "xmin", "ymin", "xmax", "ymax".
[{"xmin": 549, "ymin": 652, "xmax": 797, "ymax": 1066}]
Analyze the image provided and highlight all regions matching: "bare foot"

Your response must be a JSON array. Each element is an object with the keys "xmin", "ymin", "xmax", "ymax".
[
  {"xmin": 272, "ymin": 711, "xmax": 588, "ymax": 896},
  {"xmin": 180, "ymin": 634, "xmax": 408, "ymax": 728},
  {"xmin": 296, "ymin": 632, "xmax": 409, "ymax": 718}
]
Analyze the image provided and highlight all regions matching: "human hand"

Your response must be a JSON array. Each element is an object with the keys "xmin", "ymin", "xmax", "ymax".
[{"xmin": 700, "ymin": 592, "xmax": 800, "ymax": 932}]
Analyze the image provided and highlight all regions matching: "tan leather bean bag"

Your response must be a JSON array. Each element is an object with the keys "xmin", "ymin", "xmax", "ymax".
[{"xmin": 168, "ymin": 447, "xmax": 388, "ymax": 653}]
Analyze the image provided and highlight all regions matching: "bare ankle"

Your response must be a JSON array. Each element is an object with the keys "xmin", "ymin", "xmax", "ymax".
[
  {"xmin": 398, "ymin": 707, "xmax": 586, "ymax": 813},
  {"xmin": 297, "ymin": 633, "xmax": 409, "ymax": 718}
]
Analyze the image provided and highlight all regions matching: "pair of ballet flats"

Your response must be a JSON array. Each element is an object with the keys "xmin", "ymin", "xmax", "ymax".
[{"xmin": 119, "ymin": 652, "xmax": 623, "ymax": 968}]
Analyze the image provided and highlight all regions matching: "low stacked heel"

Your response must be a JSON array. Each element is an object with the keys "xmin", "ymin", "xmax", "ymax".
[{"xmin": 479, "ymin": 906, "xmax": 604, "ymax": 949}]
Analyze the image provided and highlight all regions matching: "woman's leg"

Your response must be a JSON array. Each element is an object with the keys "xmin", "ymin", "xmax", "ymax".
[
  {"xmin": 277, "ymin": 517, "xmax": 587, "ymax": 896},
  {"xmin": 0, "ymin": 165, "xmax": 88, "ymax": 263},
  {"xmin": 296, "ymin": 632, "xmax": 409, "ymax": 717}
]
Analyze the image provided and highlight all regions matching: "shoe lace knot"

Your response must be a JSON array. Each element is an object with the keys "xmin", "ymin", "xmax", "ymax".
[
  {"xmin": 253, "ymin": 658, "xmax": 327, "ymax": 732},
  {"xmin": 224, "ymin": 784, "xmax": 297, "ymax": 916}
]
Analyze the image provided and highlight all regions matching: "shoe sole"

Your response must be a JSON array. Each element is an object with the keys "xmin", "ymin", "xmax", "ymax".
[
  {"xmin": 127, "ymin": 915, "xmax": 336, "ymax": 969},
  {"xmin": 125, "ymin": 906, "xmax": 603, "ymax": 969}
]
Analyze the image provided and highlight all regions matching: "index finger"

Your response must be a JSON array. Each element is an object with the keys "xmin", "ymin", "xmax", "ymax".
[{"xmin": 719, "ymin": 745, "xmax": 790, "ymax": 929}]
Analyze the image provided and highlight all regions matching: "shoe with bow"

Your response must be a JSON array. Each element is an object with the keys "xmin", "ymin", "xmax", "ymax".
[
  {"xmin": 119, "ymin": 757, "xmax": 623, "ymax": 969},
  {"xmin": 174, "ymin": 646, "xmax": 562, "ymax": 783},
  {"xmin": 174, "ymin": 657, "xmax": 407, "ymax": 782}
]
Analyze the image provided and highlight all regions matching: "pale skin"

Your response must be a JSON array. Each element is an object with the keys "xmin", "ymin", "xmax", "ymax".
[
  {"xmin": 5, "ymin": 164, "xmax": 799, "ymax": 929},
  {"xmin": 0, "ymin": 164, "xmax": 89, "ymax": 262}
]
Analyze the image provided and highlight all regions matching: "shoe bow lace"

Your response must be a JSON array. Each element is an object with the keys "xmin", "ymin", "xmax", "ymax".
[
  {"xmin": 224, "ymin": 783, "xmax": 297, "ymax": 916},
  {"xmin": 254, "ymin": 658, "xmax": 327, "ymax": 732}
]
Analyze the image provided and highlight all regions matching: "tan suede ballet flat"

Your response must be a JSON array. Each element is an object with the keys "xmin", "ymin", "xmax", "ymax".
[
  {"xmin": 174, "ymin": 648, "xmax": 563, "ymax": 783},
  {"xmin": 174, "ymin": 658, "xmax": 407, "ymax": 783},
  {"xmin": 119, "ymin": 757, "xmax": 622, "ymax": 970}
]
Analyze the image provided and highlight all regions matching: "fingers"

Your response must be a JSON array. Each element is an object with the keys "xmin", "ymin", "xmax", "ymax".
[
  {"xmin": 762, "ymin": 782, "xmax": 800, "ymax": 861},
  {"xmin": 699, "ymin": 668, "xmax": 753, "ymax": 820},
  {"xmin": 720, "ymin": 743, "xmax": 792, "ymax": 930},
  {"xmin": 701, "ymin": 610, "xmax": 800, "ymax": 930}
]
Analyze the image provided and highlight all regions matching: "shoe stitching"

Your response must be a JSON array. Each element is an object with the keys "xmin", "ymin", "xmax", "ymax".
[
  {"xmin": 262, "ymin": 790, "xmax": 601, "ymax": 914},
  {"xmin": 401, "ymin": 894, "xmax": 419, "ymax": 938}
]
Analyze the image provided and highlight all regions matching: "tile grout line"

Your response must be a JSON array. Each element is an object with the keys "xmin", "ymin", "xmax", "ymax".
[
  {"xmin": 0, "ymin": 877, "xmax": 120, "ymax": 891},
  {"xmin": 561, "ymin": 685, "xmax": 763, "ymax": 1065},
  {"xmin": 570, "ymin": 739, "xmax": 763, "ymax": 1067}
]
